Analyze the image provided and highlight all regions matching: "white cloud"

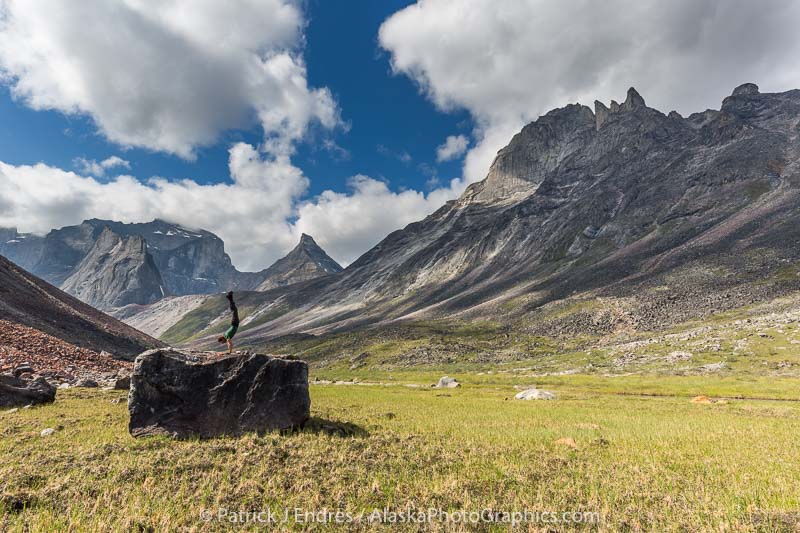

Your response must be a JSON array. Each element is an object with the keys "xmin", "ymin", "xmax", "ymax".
[
  {"xmin": 74, "ymin": 156, "xmax": 131, "ymax": 177},
  {"xmin": 0, "ymin": 0, "xmax": 338, "ymax": 159},
  {"xmin": 380, "ymin": 0, "xmax": 800, "ymax": 182},
  {"xmin": 294, "ymin": 175, "xmax": 463, "ymax": 264},
  {"xmin": 436, "ymin": 134, "xmax": 468, "ymax": 162},
  {"xmin": 0, "ymin": 1, "xmax": 463, "ymax": 271}
]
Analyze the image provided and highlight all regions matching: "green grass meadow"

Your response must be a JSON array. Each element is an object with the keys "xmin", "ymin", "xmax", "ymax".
[{"xmin": 2, "ymin": 374, "xmax": 800, "ymax": 531}]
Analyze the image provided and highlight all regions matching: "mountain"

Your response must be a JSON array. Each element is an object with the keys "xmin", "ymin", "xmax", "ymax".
[
  {"xmin": 256, "ymin": 234, "xmax": 343, "ymax": 291},
  {"xmin": 108, "ymin": 234, "xmax": 342, "ymax": 337},
  {"xmin": 169, "ymin": 83, "xmax": 800, "ymax": 347},
  {"xmin": 60, "ymin": 227, "xmax": 166, "ymax": 310},
  {"xmin": 0, "ymin": 228, "xmax": 44, "ymax": 272},
  {"xmin": 0, "ymin": 219, "xmax": 250, "ymax": 293},
  {"xmin": 0, "ymin": 219, "xmax": 341, "ymax": 311},
  {"xmin": 0, "ymin": 253, "xmax": 162, "ymax": 359}
]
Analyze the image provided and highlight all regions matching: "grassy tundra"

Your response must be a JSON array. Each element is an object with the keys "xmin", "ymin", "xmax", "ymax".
[{"xmin": 2, "ymin": 374, "xmax": 799, "ymax": 531}]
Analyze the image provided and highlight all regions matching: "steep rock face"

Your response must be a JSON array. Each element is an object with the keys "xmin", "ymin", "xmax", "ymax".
[
  {"xmin": 462, "ymin": 104, "xmax": 596, "ymax": 204},
  {"xmin": 0, "ymin": 254, "xmax": 162, "ymax": 357},
  {"xmin": 256, "ymin": 234, "xmax": 343, "ymax": 291},
  {"xmin": 30, "ymin": 222, "xmax": 101, "ymax": 286},
  {"xmin": 0, "ymin": 228, "xmax": 44, "ymax": 271},
  {"xmin": 192, "ymin": 83, "xmax": 800, "ymax": 344},
  {"xmin": 61, "ymin": 228, "xmax": 165, "ymax": 310}
]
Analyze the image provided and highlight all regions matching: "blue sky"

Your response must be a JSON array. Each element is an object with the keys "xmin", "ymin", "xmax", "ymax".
[
  {"xmin": 0, "ymin": 0, "xmax": 468, "ymax": 198},
  {"xmin": 0, "ymin": 0, "xmax": 798, "ymax": 270}
]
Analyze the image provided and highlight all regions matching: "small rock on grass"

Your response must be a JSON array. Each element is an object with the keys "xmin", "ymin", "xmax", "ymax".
[
  {"xmin": 514, "ymin": 388, "xmax": 556, "ymax": 400},
  {"xmin": 433, "ymin": 376, "xmax": 460, "ymax": 388},
  {"xmin": 40, "ymin": 428, "xmax": 55, "ymax": 437}
]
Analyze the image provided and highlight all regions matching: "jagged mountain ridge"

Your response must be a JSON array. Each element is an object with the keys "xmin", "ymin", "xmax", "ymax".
[
  {"xmin": 177, "ymin": 83, "xmax": 800, "ymax": 347},
  {"xmin": 1, "ymin": 219, "xmax": 342, "ymax": 311}
]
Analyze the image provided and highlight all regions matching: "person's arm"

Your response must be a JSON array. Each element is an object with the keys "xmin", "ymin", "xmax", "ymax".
[{"xmin": 227, "ymin": 338, "xmax": 233, "ymax": 354}]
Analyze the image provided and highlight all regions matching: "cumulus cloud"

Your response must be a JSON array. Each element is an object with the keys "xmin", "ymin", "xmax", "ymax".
[
  {"xmin": 74, "ymin": 156, "xmax": 131, "ymax": 177},
  {"xmin": 436, "ymin": 134, "xmax": 468, "ymax": 162},
  {"xmin": 294, "ymin": 175, "xmax": 464, "ymax": 264},
  {"xmin": 379, "ymin": 0, "xmax": 800, "ymax": 182},
  {"xmin": 0, "ymin": 0, "xmax": 338, "ymax": 158}
]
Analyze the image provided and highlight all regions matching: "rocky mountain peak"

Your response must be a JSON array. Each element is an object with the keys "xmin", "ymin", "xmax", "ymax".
[
  {"xmin": 594, "ymin": 100, "xmax": 610, "ymax": 129},
  {"xmin": 299, "ymin": 233, "xmax": 316, "ymax": 246},
  {"xmin": 255, "ymin": 234, "xmax": 343, "ymax": 292},
  {"xmin": 621, "ymin": 87, "xmax": 646, "ymax": 110},
  {"xmin": 732, "ymin": 82, "xmax": 759, "ymax": 96}
]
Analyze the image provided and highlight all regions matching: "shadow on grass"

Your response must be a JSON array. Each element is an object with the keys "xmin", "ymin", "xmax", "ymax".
[{"xmin": 287, "ymin": 416, "xmax": 369, "ymax": 438}]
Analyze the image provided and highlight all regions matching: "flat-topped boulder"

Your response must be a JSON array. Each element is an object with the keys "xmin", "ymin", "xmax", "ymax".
[
  {"xmin": 0, "ymin": 374, "xmax": 56, "ymax": 408},
  {"xmin": 128, "ymin": 349, "xmax": 310, "ymax": 439}
]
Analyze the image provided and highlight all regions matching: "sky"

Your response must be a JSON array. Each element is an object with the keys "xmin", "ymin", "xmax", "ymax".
[{"xmin": 0, "ymin": 0, "xmax": 799, "ymax": 271}]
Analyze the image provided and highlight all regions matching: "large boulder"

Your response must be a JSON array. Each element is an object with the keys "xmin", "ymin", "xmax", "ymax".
[
  {"xmin": 128, "ymin": 349, "xmax": 310, "ymax": 439},
  {"xmin": 0, "ymin": 374, "xmax": 56, "ymax": 408}
]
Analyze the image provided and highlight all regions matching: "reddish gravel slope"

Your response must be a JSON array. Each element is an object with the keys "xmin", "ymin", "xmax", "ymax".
[
  {"xmin": 0, "ymin": 254, "xmax": 163, "ymax": 360},
  {"xmin": 0, "ymin": 319, "xmax": 130, "ymax": 380}
]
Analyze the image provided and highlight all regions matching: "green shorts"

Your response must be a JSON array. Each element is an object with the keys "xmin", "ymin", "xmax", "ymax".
[{"xmin": 223, "ymin": 324, "xmax": 239, "ymax": 340}]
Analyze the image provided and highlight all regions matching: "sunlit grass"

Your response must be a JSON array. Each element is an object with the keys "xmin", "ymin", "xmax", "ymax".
[{"xmin": 2, "ymin": 377, "xmax": 799, "ymax": 531}]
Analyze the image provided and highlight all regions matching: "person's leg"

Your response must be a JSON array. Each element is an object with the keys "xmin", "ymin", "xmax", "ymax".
[{"xmin": 227, "ymin": 291, "xmax": 239, "ymax": 325}]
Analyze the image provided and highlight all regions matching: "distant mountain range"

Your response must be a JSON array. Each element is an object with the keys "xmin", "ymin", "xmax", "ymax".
[
  {"xmin": 159, "ymin": 83, "xmax": 800, "ymax": 348},
  {"xmin": 0, "ymin": 219, "xmax": 342, "ymax": 310}
]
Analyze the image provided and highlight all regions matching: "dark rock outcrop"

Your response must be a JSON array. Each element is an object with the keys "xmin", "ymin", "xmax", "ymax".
[
  {"xmin": 0, "ymin": 374, "xmax": 56, "ymax": 407},
  {"xmin": 128, "ymin": 349, "xmax": 310, "ymax": 438}
]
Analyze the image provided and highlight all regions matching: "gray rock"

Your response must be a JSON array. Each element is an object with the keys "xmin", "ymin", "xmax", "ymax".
[
  {"xmin": 60, "ymin": 227, "xmax": 166, "ymax": 310},
  {"xmin": 0, "ymin": 374, "xmax": 56, "ymax": 408},
  {"xmin": 74, "ymin": 378, "xmax": 98, "ymax": 388},
  {"xmin": 434, "ymin": 376, "xmax": 460, "ymax": 389},
  {"xmin": 40, "ymin": 428, "xmax": 55, "ymax": 437},
  {"xmin": 514, "ymin": 388, "xmax": 556, "ymax": 400},
  {"xmin": 12, "ymin": 363, "xmax": 34, "ymax": 378},
  {"xmin": 732, "ymin": 82, "xmax": 759, "ymax": 96},
  {"xmin": 128, "ymin": 349, "xmax": 310, "ymax": 439},
  {"xmin": 113, "ymin": 375, "xmax": 131, "ymax": 390}
]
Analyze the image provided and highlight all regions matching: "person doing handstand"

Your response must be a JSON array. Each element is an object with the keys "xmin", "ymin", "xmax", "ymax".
[{"xmin": 218, "ymin": 291, "xmax": 239, "ymax": 354}]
